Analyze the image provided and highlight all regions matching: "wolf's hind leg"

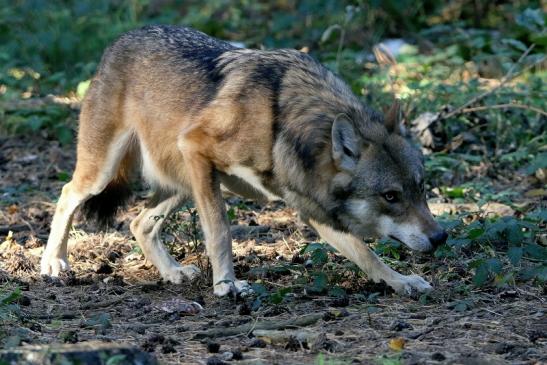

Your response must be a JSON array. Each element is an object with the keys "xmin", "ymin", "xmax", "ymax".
[
  {"xmin": 40, "ymin": 182, "xmax": 84, "ymax": 275},
  {"xmin": 130, "ymin": 191, "xmax": 200, "ymax": 283},
  {"xmin": 41, "ymin": 128, "xmax": 133, "ymax": 276},
  {"xmin": 309, "ymin": 219, "xmax": 432, "ymax": 296}
]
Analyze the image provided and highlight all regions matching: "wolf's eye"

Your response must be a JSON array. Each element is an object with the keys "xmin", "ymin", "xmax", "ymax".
[{"xmin": 383, "ymin": 191, "xmax": 399, "ymax": 203}]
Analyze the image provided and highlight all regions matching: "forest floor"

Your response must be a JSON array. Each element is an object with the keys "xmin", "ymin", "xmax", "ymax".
[{"xmin": 0, "ymin": 135, "xmax": 545, "ymax": 365}]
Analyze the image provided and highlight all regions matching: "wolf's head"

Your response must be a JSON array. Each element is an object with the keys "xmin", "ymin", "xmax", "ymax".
[{"xmin": 331, "ymin": 101, "xmax": 447, "ymax": 252}]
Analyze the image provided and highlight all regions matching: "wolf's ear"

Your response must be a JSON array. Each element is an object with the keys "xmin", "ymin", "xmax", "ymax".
[
  {"xmin": 332, "ymin": 117, "xmax": 359, "ymax": 171},
  {"xmin": 384, "ymin": 99, "xmax": 403, "ymax": 135}
]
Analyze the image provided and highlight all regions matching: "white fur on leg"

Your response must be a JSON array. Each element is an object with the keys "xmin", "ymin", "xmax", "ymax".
[
  {"xmin": 309, "ymin": 219, "xmax": 432, "ymax": 295},
  {"xmin": 214, "ymin": 279, "xmax": 252, "ymax": 297},
  {"xmin": 388, "ymin": 274, "xmax": 432, "ymax": 295},
  {"xmin": 161, "ymin": 264, "xmax": 201, "ymax": 284},
  {"xmin": 41, "ymin": 183, "xmax": 83, "ymax": 276},
  {"xmin": 130, "ymin": 193, "xmax": 202, "ymax": 284}
]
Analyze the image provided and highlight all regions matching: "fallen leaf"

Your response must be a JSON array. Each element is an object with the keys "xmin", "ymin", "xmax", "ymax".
[
  {"xmin": 7, "ymin": 205, "xmax": 18, "ymax": 215},
  {"xmin": 481, "ymin": 202, "xmax": 515, "ymax": 217},
  {"xmin": 525, "ymin": 189, "xmax": 546, "ymax": 198},
  {"xmin": 388, "ymin": 337, "xmax": 405, "ymax": 351},
  {"xmin": 157, "ymin": 298, "xmax": 203, "ymax": 315}
]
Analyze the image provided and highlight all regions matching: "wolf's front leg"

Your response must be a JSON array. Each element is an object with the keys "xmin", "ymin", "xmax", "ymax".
[
  {"xmin": 185, "ymin": 158, "xmax": 250, "ymax": 296},
  {"xmin": 309, "ymin": 219, "xmax": 432, "ymax": 296}
]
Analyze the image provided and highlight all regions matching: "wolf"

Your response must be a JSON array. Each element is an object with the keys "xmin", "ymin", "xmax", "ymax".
[{"xmin": 40, "ymin": 25, "xmax": 447, "ymax": 296}]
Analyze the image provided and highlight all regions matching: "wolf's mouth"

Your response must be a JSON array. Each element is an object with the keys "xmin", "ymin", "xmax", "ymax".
[{"xmin": 388, "ymin": 235, "xmax": 404, "ymax": 244}]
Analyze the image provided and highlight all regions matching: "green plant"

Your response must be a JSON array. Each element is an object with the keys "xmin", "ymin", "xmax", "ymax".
[
  {"xmin": 0, "ymin": 285, "xmax": 21, "ymax": 339},
  {"xmin": 436, "ymin": 210, "xmax": 546, "ymax": 287}
]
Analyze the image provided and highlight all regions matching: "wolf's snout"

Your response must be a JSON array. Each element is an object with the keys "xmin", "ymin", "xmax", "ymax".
[{"xmin": 428, "ymin": 231, "xmax": 448, "ymax": 248}]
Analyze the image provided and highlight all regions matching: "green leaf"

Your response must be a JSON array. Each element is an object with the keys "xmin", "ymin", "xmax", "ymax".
[
  {"xmin": 438, "ymin": 218, "xmax": 463, "ymax": 231},
  {"xmin": 486, "ymin": 258, "xmax": 502, "ymax": 274},
  {"xmin": 301, "ymin": 242, "xmax": 324, "ymax": 254},
  {"xmin": 269, "ymin": 287, "xmax": 290, "ymax": 304},
  {"xmin": 501, "ymin": 38, "xmax": 528, "ymax": 52},
  {"xmin": 441, "ymin": 186, "xmax": 465, "ymax": 198},
  {"xmin": 251, "ymin": 283, "xmax": 267, "ymax": 296},
  {"xmin": 1, "ymin": 288, "xmax": 21, "ymax": 305},
  {"xmin": 76, "ymin": 79, "xmax": 91, "ymax": 99},
  {"xmin": 524, "ymin": 152, "xmax": 547, "ymax": 175},
  {"xmin": 506, "ymin": 221, "xmax": 524, "ymax": 245},
  {"xmin": 518, "ymin": 265, "xmax": 547, "ymax": 281},
  {"xmin": 57, "ymin": 171, "xmax": 70, "ymax": 182},
  {"xmin": 55, "ymin": 126, "xmax": 73, "ymax": 145},
  {"xmin": 524, "ymin": 244, "xmax": 547, "ymax": 261},
  {"xmin": 526, "ymin": 209, "xmax": 547, "ymax": 222},
  {"xmin": 473, "ymin": 263, "xmax": 489, "ymax": 286},
  {"xmin": 226, "ymin": 207, "xmax": 236, "ymax": 221},
  {"xmin": 106, "ymin": 355, "xmax": 127, "ymax": 365},
  {"xmin": 447, "ymin": 238, "xmax": 471, "ymax": 247},
  {"xmin": 27, "ymin": 115, "xmax": 44, "ymax": 131},
  {"xmin": 515, "ymin": 8, "xmax": 545, "ymax": 33},
  {"xmin": 328, "ymin": 286, "xmax": 346, "ymax": 298},
  {"xmin": 467, "ymin": 228, "xmax": 485, "ymax": 240},
  {"xmin": 308, "ymin": 272, "xmax": 328, "ymax": 295},
  {"xmin": 454, "ymin": 301, "xmax": 469, "ymax": 312},
  {"xmin": 507, "ymin": 246, "xmax": 523, "ymax": 266}
]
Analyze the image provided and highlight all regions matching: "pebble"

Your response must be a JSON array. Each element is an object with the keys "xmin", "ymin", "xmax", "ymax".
[
  {"xmin": 431, "ymin": 352, "xmax": 445, "ymax": 361},
  {"xmin": 390, "ymin": 320, "xmax": 413, "ymax": 331},
  {"xmin": 207, "ymin": 341, "xmax": 220, "ymax": 353},
  {"xmin": 231, "ymin": 348, "xmax": 243, "ymax": 360},
  {"xmin": 249, "ymin": 338, "xmax": 267, "ymax": 348}
]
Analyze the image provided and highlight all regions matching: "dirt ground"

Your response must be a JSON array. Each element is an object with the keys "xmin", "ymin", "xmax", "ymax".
[{"xmin": 0, "ymin": 135, "xmax": 545, "ymax": 365}]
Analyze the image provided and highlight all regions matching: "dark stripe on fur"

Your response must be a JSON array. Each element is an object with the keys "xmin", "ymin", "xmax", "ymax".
[
  {"xmin": 284, "ymin": 113, "xmax": 332, "ymax": 170},
  {"xmin": 81, "ymin": 181, "xmax": 132, "ymax": 229},
  {"xmin": 248, "ymin": 62, "xmax": 287, "ymax": 139}
]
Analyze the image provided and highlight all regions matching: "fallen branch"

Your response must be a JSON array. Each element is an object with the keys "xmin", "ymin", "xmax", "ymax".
[
  {"xmin": 31, "ymin": 311, "xmax": 79, "ymax": 320},
  {"xmin": 441, "ymin": 44, "xmax": 543, "ymax": 120},
  {"xmin": 193, "ymin": 313, "xmax": 323, "ymax": 339},
  {"xmin": 461, "ymin": 103, "xmax": 547, "ymax": 117},
  {"xmin": 253, "ymin": 329, "xmax": 317, "ymax": 345},
  {"xmin": 0, "ymin": 225, "xmax": 30, "ymax": 235},
  {"xmin": 80, "ymin": 296, "xmax": 127, "ymax": 310}
]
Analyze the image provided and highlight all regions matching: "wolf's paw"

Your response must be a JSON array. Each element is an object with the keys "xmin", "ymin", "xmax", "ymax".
[
  {"xmin": 390, "ymin": 274, "xmax": 432, "ymax": 297},
  {"xmin": 40, "ymin": 255, "xmax": 70, "ymax": 277},
  {"xmin": 214, "ymin": 279, "xmax": 252, "ymax": 297},
  {"xmin": 162, "ymin": 264, "xmax": 201, "ymax": 284}
]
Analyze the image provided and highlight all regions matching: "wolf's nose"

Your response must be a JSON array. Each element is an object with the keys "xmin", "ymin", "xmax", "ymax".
[{"xmin": 429, "ymin": 231, "xmax": 448, "ymax": 247}]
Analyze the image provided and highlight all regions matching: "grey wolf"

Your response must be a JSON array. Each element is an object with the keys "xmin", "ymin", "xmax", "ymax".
[{"xmin": 41, "ymin": 25, "xmax": 447, "ymax": 296}]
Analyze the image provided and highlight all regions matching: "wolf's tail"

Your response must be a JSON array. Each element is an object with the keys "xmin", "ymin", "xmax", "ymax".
[{"xmin": 81, "ymin": 145, "xmax": 138, "ymax": 229}]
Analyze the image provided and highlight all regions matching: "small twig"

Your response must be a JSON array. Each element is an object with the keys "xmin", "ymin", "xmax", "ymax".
[
  {"xmin": 80, "ymin": 296, "xmax": 126, "ymax": 310},
  {"xmin": 335, "ymin": 27, "xmax": 346, "ymax": 73},
  {"xmin": 481, "ymin": 307, "xmax": 503, "ymax": 316},
  {"xmin": 441, "ymin": 44, "xmax": 540, "ymax": 120},
  {"xmin": 246, "ymin": 316, "xmax": 260, "ymax": 337},
  {"xmin": 461, "ymin": 103, "xmax": 547, "ymax": 117},
  {"xmin": 31, "ymin": 311, "xmax": 79, "ymax": 320},
  {"xmin": 193, "ymin": 313, "xmax": 323, "ymax": 339}
]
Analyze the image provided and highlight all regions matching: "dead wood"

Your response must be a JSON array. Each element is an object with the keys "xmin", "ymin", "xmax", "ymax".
[{"xmin": 193, "ymin": 313, "xmax": 324, "ymax": 339}]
